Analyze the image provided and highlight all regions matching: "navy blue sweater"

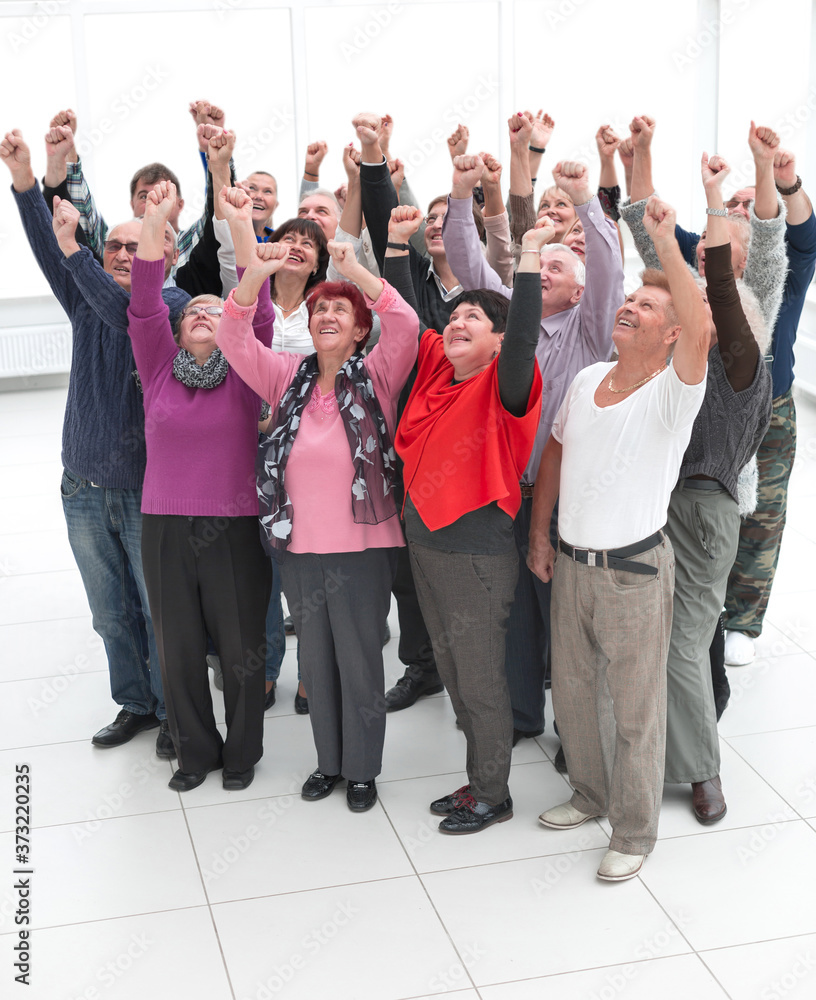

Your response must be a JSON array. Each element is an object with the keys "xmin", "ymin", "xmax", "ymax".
[{"xmin": 13, "ymin": 182, "xmax": 189, "ymax": 488}]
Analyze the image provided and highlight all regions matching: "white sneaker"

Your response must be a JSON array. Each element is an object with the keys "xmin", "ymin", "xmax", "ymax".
[
  {"xmin": 597, "ymin": 849, "xmax": 645, "ymax": 881},
  {"xmin": 539, "ymin": 801, "xmax": 598, "ymax": 830},
  {"xmin": 724, "ymin": 630, "xmax": 755, "ymax": 666}
]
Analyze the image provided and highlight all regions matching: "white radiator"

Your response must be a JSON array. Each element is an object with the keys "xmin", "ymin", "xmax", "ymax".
[{"xmin": 0, "ymin": 324, "xmax": 72, "ymax": 378}]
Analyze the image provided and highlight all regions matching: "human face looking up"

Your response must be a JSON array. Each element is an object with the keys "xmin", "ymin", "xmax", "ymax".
[
  {"xmin": 244, "ymin": 173, "xmax": 278, "ymax": 229},
  {"xmin": 536, "ymin": 186, "xmax": 577, "ymax": 239},
  {"xmin": 297, "ymin": 195, "xmax": 338, "ymax": 240}
]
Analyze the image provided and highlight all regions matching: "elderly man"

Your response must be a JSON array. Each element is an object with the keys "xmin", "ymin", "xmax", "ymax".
[
  {"xmin": 442, "ymin": 151, "xmax": 623, "ymax": 749},
  {"xmin": 1, "ymin": 128, "xmax": 188, "ymax": 757},
  {"xmin": 528, "ymin": 196, "xmax": 709, "ymax": 882}
]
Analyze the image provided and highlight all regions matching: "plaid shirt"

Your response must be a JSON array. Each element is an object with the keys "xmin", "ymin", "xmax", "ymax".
[{"xmin": 65, "ymin": 154, "xmax": 207, "ymax": 267}]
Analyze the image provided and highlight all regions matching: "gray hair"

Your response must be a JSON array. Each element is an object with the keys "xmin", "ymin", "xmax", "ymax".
[
  {"xmin": 109, "ymin": 217, "xmax": 178, "ymax": 253},
  {"xmin": 540, "ymin": 244, "xmax": 586, "ymax": 288},
  {"xmin": 298, "ymin": 187, "xmax": 341, "ymax": 217}
]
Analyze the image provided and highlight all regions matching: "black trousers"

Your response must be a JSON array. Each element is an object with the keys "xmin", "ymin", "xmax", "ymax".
[{"xmin": 141, "ymin": 514, "xmax": 272, "ymax": 774}]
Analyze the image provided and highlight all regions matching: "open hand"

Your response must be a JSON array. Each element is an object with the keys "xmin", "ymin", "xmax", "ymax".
[{"xmin": 529, "ymin": 110, "xmax": 554, "ymax": 149}]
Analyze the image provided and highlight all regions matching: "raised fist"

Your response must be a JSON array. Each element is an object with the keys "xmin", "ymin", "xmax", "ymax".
[
  {"xmin": 701, "ymin": 152, "xmax": 730, "ymax": 190},
  {"xmin": 522, "ymin": 215, "xmax": 557, "ymax": 251},
  {"xmin": 145, "ymin": 180, "xmax": 177, "ymax": 222},
  {"xmin": 388, "ymin": 158, "xmax": 405, "ymax": 194},
  {"xmin": 596, "ymin": 125, "xmax": 620, "ymax": 159},
  {"xmin": 617, "ymin": 136, "xmax": 634, "ymax": 167},
  {"xmin": 773, "ymin": 148, "xmax": 797, "ymax": 190},
  {"xmin": 51, "ymin": 195, "xmax": 81, "ymax": 247},
  {"xmin": 451, "ymin": 153, "xmax": 485, "ymax": 197},
  {"xmin": 0, "ymin": 130, "xmax": 32, "ymax": 177},
  {"xmin": 342, "ymin": 144, "xmax": 361, "ymax": 181},
  {"xmin": 305, "ymin": 140, "xmax": 328, "ymax": 173},
  {"xmin": 218, "ymin": 185, "xmax": 253, "ymax": 224},
  {"xmin": 642, "ymin": 195, "xmax": 677, "ymax": 244},
  {"xmin": 45, "ymin": 124, "xmax": 75, "ymax": 161},
  {"xmin": 326, "ymin": 240, "xmax": 360, "ymax": 278},
  {"xmin": 248, "ymin": 239, "xmax": 289, "ymax": 276},
  {"xmin": 388, "ymin": 204, "xmax": 422, "ymax": 243},
  {"xmin": 447, "ymin": 124, "xmax": 469, "ymax": 161},
  {"xmin": 748, "ymin": 121, "xmax": 780, "ymax": 164},
  {"xmin": 351, "ymin": 112, "xmax": 381, "ymax": 147},
  {"xmin": 552, "ymin": 161, "xmax": 590, "ymax": 204},
  {"xmin": 629, "ymin": 115, "xmax": 656, "ymax": 151},
  {"xmin": 508, "ymin": 112, "xmax": 532, "ymax": 148},
  {"xmin": 49, "ymin": 108, "xmax": 78, "ymax": 137},
  {"xmin": 480, "ymin": 152, "xmax": 502, "ymax": 187}
]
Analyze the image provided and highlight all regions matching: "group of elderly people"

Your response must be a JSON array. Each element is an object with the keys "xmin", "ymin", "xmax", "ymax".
[{"xmin": 3, "ymin": 100, "xmax": 813, "ymax": 881}]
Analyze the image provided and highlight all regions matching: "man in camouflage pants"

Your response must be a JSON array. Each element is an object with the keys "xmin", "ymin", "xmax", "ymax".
[{"xmin": 724, "ymin": 153, "xmax": 815, "ymax": 665}]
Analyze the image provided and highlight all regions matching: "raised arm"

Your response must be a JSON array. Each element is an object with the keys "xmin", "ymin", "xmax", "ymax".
[
  {"xmin": 43, "ymin": 114, "xmax": 76, "ymax": 190},
  {"xmin": 381, "ymin": 205, "xmax": 426, "ymax": 330},
  {"xmin": 595, "ymin": 125, "xmax": 621, "ymax": 221},
  {"xmin": 617, "ymin": 136, "xmax": 634, "ymax": 199},
  {"xmin": 527, "ymin": 109, "xmax": 555, "ymax": 187},
  {"xmin": 508, "ymin": 112, "xmax": 536, "ymax": 246},
  {"xmin": 701, "ymin": 153, "xmax": 760, "ymax": 391},
  {"xmin": 629, "ymin": 115, "xmax": 657, "ymax": 203},
  {"xmin": 443, "ymin": 154, "xmax": 511, "ymax": 297},
  {"xmin": 497, "ymin": 219, "xmax": 552, "ymax": 414},
  {"xmin": 553, "ymin": 160, "xmax": 623, "ymax": 359},
  {"xmin": 748, "ymin": 122, "xmax": 780, "ymax": 221},
  {"xmin": 480, "ymin": 152, "xmax": 514, "ymax": 286},
  {"xmin": 65, "ymin": 155, "xmax": 107, "ymax": 256},
  {"xmin": 774, "ymin": 148, "xmax": 813, "ymax": 227},
  {"xmin": 356, "ymin": 112, "xmax": 399, "ymax": 273},
  {"xmin": 644, "ymin": 196, "xmax": 708, "ymax": 385}
]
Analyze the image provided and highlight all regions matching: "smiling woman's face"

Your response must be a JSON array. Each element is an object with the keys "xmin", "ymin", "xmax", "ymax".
[
  {"xmin": 442, "ymin": 301, "xmax": 502, "ymax": 373},
  {"xmin": 177, "ymin": 295, "xmax": 223, "ymax": 357},
  {"xmin": 309, "ymin": 296, "xmax": 366, "ymax": 358}
]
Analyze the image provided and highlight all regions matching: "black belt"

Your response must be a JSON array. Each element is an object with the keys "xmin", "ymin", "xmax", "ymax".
[{"xmin": 558, "ymin": 531, "xmax": 663, "ymax": 577}]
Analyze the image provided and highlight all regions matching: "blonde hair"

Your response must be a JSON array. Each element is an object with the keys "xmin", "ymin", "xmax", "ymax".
[{"xmin": 174, "ymin": 294, "xmax": 223, "ymax": 344}]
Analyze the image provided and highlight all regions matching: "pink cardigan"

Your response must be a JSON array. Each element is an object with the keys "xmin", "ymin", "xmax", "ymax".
[{"xmin": 216, "ymin": 280, "xmax": 419, "ymax": 553}]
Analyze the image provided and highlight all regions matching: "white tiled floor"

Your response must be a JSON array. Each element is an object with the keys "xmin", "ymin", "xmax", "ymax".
[{"xmin": 1, "ymin": 384, "xmax": 815, "ymax": 1000}]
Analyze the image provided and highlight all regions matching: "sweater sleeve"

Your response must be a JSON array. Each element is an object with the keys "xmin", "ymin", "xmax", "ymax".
[
  {"xmin": 62, "ymin": 246, "xmax": 132, "ymax": 331},
  {"xmin": 359, "ymin": 157, "xmax": 399, "ymax": 275},
  {"xmin": 619, "ymin": 197, "xmax": 662, "ymax": 270},
  {"xmin": 126, "ymin": 257, "xmax": 178, "ymax": 381},
  {"xmin": 675, "ymin": 224, "xmax": 700, "ymax": 268},
  {"xmin": 743, "ymin": 196, "xmax": 789, "ymax": 331},
  {"xmin": 705, "ymin": 243, "xmax": 759, "ymax": 392},
  {"xmin": 508, "ymin": 192, "xmax": 536, "ymax": 247},
  {"xmin": 216, "ymin": 292, "xmax": 298, "ymax": 404},
  {"xmin": 484, "ymin": 210, "xmax": 514, "ymax": 287},
  {"xmin": 12, "ymin": 181, "xmax": 83, "ymax": 318},
  {"xmin": 497, "ymin": 271, "xmax": 541, "ymax": 416},
  {"xmin": 234, "ymin": 266, "xmax": 274, "ymax": 349}
]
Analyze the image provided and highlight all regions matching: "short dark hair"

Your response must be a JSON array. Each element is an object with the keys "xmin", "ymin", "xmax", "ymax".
[
  {"xmin": 306, "ymin": 281, "xmax": 373, "ymax": 349},
  {"xmin": 448, "ymin": 289, "xmax": 510, "ymax": 333},
  {"xmin": 131, "ymin": 163, "xmax": 182, "ymax": 199},
  {"xmin": 268, "ymin": 218, "xmax": 329, "ymax": 296}
]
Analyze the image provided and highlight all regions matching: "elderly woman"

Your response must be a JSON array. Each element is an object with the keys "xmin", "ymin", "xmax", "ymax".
[
  {"xmin": 216, "ymin": 195, "xmax": 419, "ymax": 812},
  {"xmin": 385, "ymin": 207, "xmax": 547, "ymax": 834},
  {"xmin": 127, "ymin": 181, "xmax": 273, "ymax": 793}
]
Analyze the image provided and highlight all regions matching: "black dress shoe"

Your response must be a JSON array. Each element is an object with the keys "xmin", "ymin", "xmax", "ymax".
[
  {"xmin": 264, "ymin": 684, "xmax": 277, "ymax": 711},
  {"xmin": 438, "ymin": 795, "xmax": 513, "ymax": 834},
  {"xmin": 155, "ymin": 720, "xmax": 177, "ymax": 760},
  {"xmin": 92, "ymin": 710, "xmax": 160, "ymax": 748},
  {"xmin": 512, "ymin": 727, "xmax": 544, "ymax": 747},
  {"xmin": 347, "ymin": 779, "xmax": 377, "ymax": 812},
  {"xmin": 385, "ymin": 670, "xmax": 444, "ymax": 712},
  {"xmin": 223, "ymin": 766, "xmax": 255, "ymax": 790},
  {"xmin": 553, "ymin": 745, "xmax": 568, "ymax": 774},
  {"xmin": 294, "ymin": 691, "xmax": 309, "ymax": 715},
  {"xmin": 430, "ymin": 784, "xmax": 471, "ymax": 815},
  {"xmin": 284, "ymin": 615, "xmax": 296, "ymax": 636},
  {"xmin": 301, "ymin": 770, "xmax": 341, "ymax": 800},
  {"xmin": 168, "ymin": 763, "xmax": 221, "ymax": 792}
]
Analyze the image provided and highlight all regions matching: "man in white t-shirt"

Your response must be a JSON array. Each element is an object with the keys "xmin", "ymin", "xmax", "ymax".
[{"xmin": 527, "ymin": 196, "xmax": 709, "ymax": 882}]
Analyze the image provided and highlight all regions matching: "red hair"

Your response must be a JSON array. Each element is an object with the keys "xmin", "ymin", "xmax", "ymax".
[{"xmin": 306, "ymin": 281, "xmax": 373, "ymax": 348}]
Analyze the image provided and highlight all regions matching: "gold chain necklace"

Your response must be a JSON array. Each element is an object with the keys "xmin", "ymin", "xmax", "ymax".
[{"xmin": 608, "ymin": 364, "xmax": 666, "ymax": 394}]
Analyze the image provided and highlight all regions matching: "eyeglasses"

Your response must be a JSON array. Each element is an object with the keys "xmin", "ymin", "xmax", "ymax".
[
  {"xmin": 725, "ymin": 198, "xmax": 753, "ymax": 210},
  {"xmin": 104, "ymin": 241, "xmax": 139, "ymax": 255},
  {"xmin": 182, "ymin": 306, "xmax": 223, "ymax": 317},
  {"xmin": 424, "ymin": 213, "xmax": 445, "ymax": 226}
]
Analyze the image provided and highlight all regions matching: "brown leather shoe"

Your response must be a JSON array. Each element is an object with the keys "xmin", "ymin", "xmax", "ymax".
[{"xmin": 691, "ymin": 776, "xmax": 727, "ymax": 825}]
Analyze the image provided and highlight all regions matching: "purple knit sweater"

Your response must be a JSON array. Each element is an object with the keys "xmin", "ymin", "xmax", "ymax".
[{"xmin": 126, "ymin": 256, "xmax": 272, "ymax": 516}]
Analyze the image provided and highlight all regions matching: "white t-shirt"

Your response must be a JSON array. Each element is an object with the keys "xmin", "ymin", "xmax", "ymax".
[{"xmin": 552, "ymin": 361, "xmax": 706, "ymax": 550}]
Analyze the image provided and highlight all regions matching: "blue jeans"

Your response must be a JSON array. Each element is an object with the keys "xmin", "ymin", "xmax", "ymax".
[{"xmin": 60, "ymin": 469, "xmax": 164, "ymax": 718}]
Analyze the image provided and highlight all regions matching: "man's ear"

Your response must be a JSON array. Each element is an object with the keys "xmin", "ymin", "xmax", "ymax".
[
  {"xmin": 176, "ymin": 197, "xmax": 185, "ymax": 214},
  {"xmin": 663, "ymin": 324, "xmax": 682, "ymax": 350},
  {"xmin": 570, "ymin": 285, "xmax": 584, "ymax": 306}
]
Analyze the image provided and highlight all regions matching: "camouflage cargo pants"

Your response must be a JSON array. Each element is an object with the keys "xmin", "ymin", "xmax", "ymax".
[{"xmin": 724, "ymin": 390, "xmax": 796, "ymax": 638}]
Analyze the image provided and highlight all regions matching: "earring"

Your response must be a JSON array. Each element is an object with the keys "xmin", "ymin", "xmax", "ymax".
[{"xmin": 312, "ymin": 268, "xmax": 317, "ymax": 275}]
